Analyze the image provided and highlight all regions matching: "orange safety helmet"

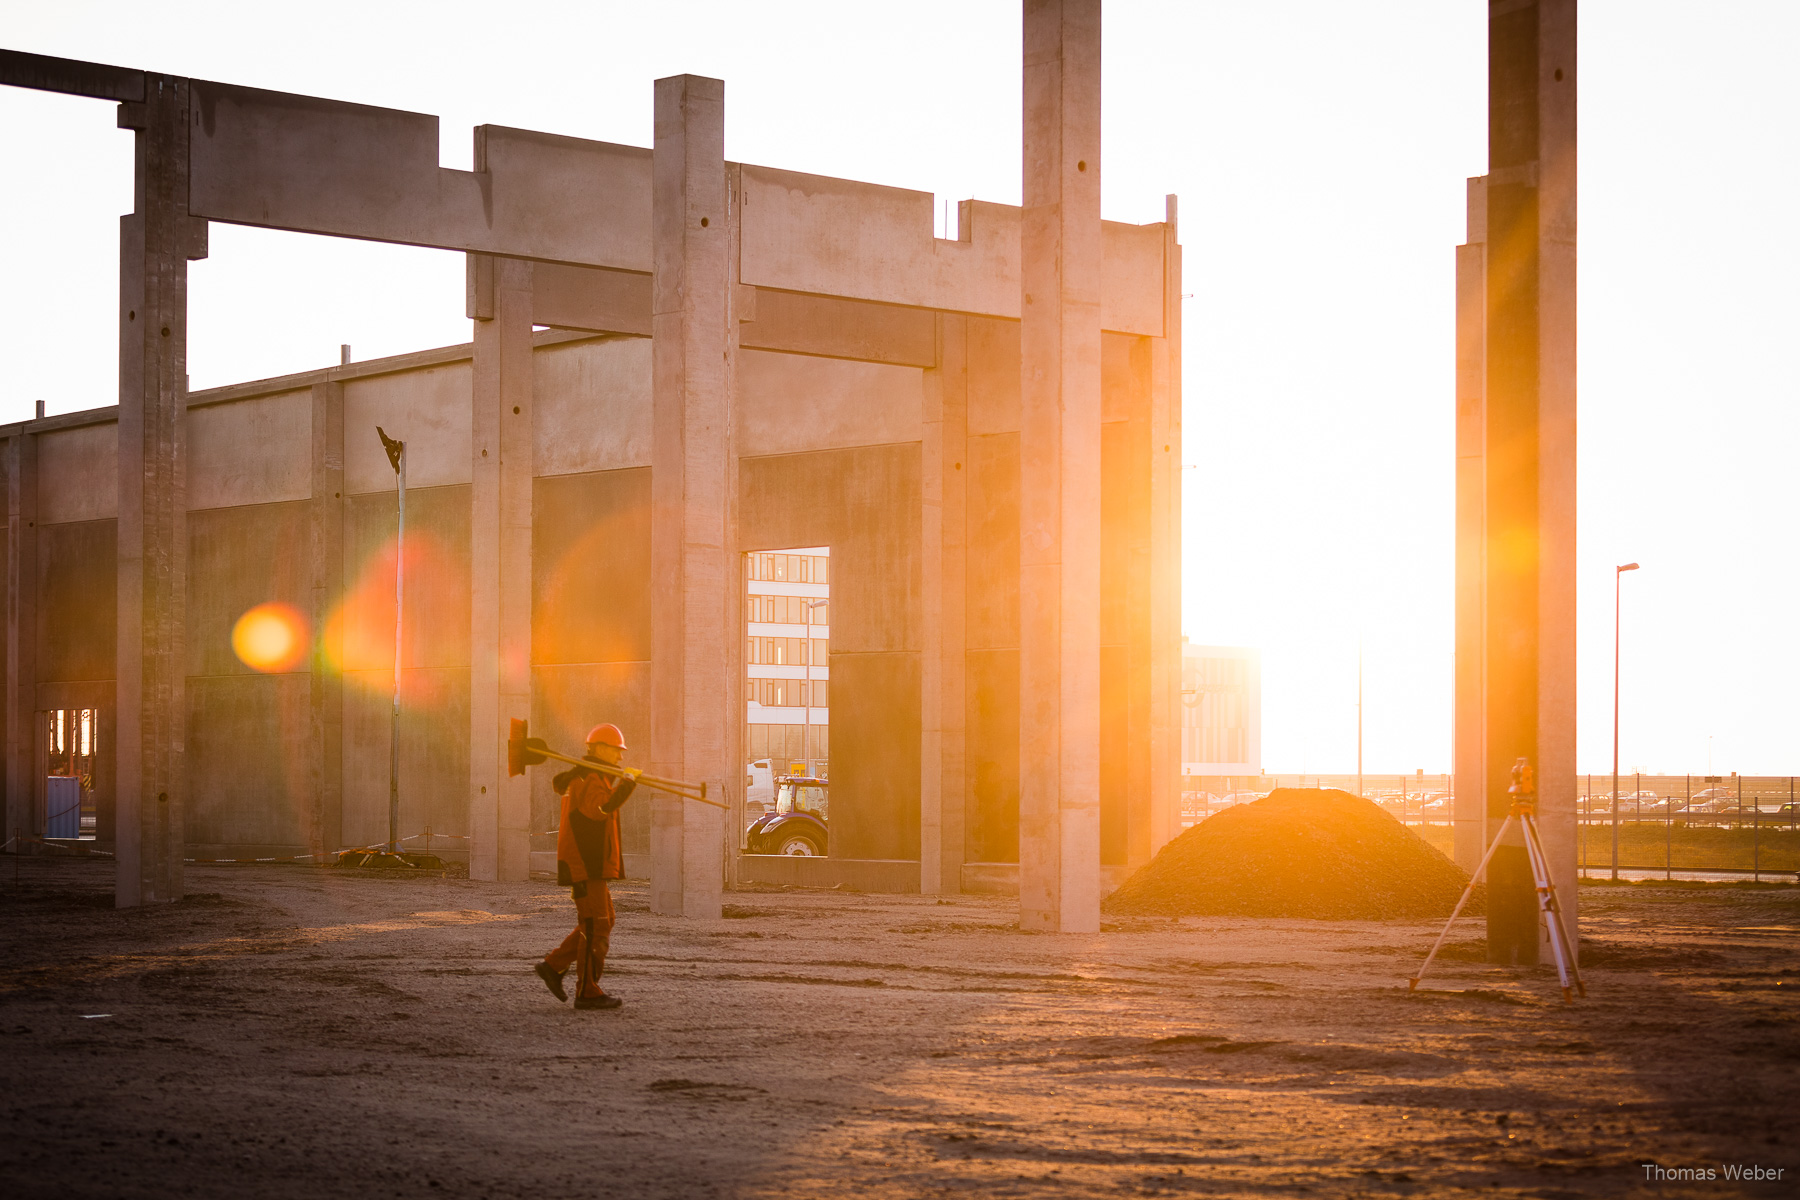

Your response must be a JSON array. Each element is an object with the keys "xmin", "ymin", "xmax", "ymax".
[{"xmin": 586, "ymin": 723, "xmax": 627, "ymax": 751}]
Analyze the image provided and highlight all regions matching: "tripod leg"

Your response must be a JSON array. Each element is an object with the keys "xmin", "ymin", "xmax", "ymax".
[
  {"xmin": 1530, "ymin": 816, "xmax": 1585, "ymax": 998},
  {"xmin": 1522, "ymin": 816, "xmax": 1586, "ymax": 999},
  {"xmin": 1412, "ymin": 814, "xmax": 1514, "ymax": 989}
]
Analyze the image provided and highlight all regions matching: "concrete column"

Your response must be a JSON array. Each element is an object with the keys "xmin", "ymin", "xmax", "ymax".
[
  {"xmin": 649, "ymin": 74, "xmax": 733, "ymax": 918},
  {"xmin": 1471, "ymin": 0, "xmax": 1578, "ymax": 961},
  {"xmin": 921, "ymin": 313, "xmax": 969, "ymax": 894},
  {"xmin": 469, "ymin": 253, "xmax": 534, "ymax": 882},
  {"xmin": 1018, "ymin": 0, "xmax": 1103, "ymax": 933},
  {"xmin": 309, "ymin": 378, "xmax": 345, "ymax": 862},
  {"xmin": 1452, "ymin": 179, "xmax": 1487, "ymax": 874},
  {"xmin": 116, "ymin": 75, "xmax": 196, "ymax": 907},
  {"xmin": 6, "ymin": 429, "xmax": 38, "ymax": 848},
  {"xmin": 1146, "ymin": 195, "xmax": 1183, "ymax": 858}
]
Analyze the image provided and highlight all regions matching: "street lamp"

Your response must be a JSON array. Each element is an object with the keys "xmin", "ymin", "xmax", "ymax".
[{"xmin": 1612, "ymin": 562, "xmax": 1640, "ymax": 881}]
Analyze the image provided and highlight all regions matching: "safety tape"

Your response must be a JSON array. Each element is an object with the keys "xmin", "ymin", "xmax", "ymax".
[{"xmin": 4, "ymin": 836, "xmax": 114, "ymax": 858}]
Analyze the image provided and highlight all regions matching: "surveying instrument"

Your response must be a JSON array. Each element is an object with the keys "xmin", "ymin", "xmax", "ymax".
[{"xmin": 1409, "ymin": 757, "xmax": 1586, "ymax": 1004}]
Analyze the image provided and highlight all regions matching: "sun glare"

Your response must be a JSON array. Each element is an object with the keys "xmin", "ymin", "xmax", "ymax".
[{"xmin": 231, "ymin": 603, "xmax": 309, "ymax": 673}]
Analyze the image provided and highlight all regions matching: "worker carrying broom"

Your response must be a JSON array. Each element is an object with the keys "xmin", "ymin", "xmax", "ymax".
[{"xmin": 534, "ymin": 723, "xmax": 637, "ymax": 1011}]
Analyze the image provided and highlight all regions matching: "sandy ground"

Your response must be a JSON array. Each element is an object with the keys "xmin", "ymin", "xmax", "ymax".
[{"xmin": 1, "ymin": 858, "xmax": 1795, "ymax": 1199}]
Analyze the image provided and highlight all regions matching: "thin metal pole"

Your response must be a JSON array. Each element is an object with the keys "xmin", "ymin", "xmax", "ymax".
[
  {"xmin": 1602, "ymin": 563, "xmax": 1637, "ymax": 871},
  {"xmin": 390, "ymin": 444, "xmax": 404, "ymax": 854},
  {"xmin": 1356, "ymin": 643, "xmax": 1362, "ymax": 798}
]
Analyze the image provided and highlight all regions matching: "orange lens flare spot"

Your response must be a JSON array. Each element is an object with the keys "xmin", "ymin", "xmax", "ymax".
[{"xmin": 232, "ymin": 603, "xmax": 309, "ymax": 673}]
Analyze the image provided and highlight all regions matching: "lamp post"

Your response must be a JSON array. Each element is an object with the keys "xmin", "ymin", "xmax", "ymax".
[
  {"xmin": 1356, "ymin": 641, "xmax": 1363, "ymax": 799},
  {"xmin": 1611, "ymin": 561, "xmax": 1639, "ymax": 880}
]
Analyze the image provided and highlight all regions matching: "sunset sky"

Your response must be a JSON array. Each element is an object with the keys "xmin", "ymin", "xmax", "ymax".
[{"xmin": 3, "ymin": 1, "xmax": 1794, "ymax": 774}]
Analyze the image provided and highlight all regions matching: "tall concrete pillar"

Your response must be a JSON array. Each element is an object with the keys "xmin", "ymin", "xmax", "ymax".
[
  {"xmin": 116, "ymin": 75, "xmax": 200, "ymax": 907},
  {"xmin": 6, "ymin": 428, "xmax": 39, "ymax": 850},
  {"xmin": 1453, "ymin": 0, "xmax": 1578, "ymax": 962},
  {"xmin": 649, "ymin": 75, "xmax": 734, "ymax": 918},
  {"xmin": 1147, "ymin": 195, "xmax": 1183, "ymax": 858},
  {"xmin": 1452, "ymin": 178, "xmax": 1487, "ymax": 875},
  {"xmin": 921, "ymin": 313, "xmax": 970, "ymax": 894},
  {"xmin": 309, "ymin": 377, "xmax": 345, "ymax": 863},
  {"xmin": 1018, "ymin": 0, "xmax": 1103, "ymax": 933},
  {"xmin": 469, "ymin": 253, "xmax": 535, "ymax": 882}
]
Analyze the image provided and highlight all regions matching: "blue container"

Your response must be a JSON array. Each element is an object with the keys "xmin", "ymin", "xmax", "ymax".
[{"xmin": 45, "ymin": 775, "xmax": 81, "ymax": 839}]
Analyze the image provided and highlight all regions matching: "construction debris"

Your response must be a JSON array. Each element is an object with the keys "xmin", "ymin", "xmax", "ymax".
[{"xmin": 1104, "ymin": 788, "xmax": 1477, "ymax": 920}]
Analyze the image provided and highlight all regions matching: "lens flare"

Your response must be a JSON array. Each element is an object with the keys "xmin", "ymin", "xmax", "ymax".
[{"xmin": 232, "ymin": 603, "xmax": 309, "ymax": 673}]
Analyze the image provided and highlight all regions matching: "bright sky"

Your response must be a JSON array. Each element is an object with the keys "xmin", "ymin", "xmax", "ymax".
[{"xmin": 2, "ymin": 2, "xmax": 1795, "ymax": 775}]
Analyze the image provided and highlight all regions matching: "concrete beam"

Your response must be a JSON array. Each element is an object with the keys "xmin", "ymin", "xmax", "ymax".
[
  {"xmin": 468, "ymin": 256, "xmax": 535, "ymax": 882},
  {"xmin": 0, "ymin": 48, "xmax": 144, "ymax": 101},
  {"xmin": 648, "ymin": 75, "xmax": 734, "ymax": 918},
  {"xmin": 1018, "ymin": 0, "xmax": 1103, "ymax": 933},
  {"xmin": 187, "ymin": 86, "xmax": 653, "ymax": 268},
  {"xmin": 115, "ymin": 74, "xmax": 191, "ymax": 907}
]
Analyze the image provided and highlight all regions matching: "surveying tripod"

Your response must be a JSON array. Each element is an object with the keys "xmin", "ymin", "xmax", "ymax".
[{"xmin": 1410, "ymin": 757, "xmax": 1587, "ymax": 1004}]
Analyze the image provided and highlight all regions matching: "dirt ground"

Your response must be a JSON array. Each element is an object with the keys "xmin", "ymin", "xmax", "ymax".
[{"xmin": 1, "ymin": 859, "xmax": 1795, "ymax": 1199}]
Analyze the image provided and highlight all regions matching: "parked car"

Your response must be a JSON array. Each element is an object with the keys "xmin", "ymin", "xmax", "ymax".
[{"xmin": 744, "ymin": 776, "xmax": 830, "ymax": 856}]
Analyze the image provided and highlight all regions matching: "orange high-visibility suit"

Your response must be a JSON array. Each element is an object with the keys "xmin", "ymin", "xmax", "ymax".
[{"xmin": 541, "ymin": 765, "xmax": 635, "ymax": 1004}]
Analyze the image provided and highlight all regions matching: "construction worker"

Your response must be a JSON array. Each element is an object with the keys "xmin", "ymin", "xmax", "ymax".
[{"xmin": 534, "ymin": 723, "xmax": 637, "ymax": 1010}]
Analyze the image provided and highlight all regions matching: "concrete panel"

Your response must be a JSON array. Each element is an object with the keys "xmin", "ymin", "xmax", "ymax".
[
  {"xmin": 38, "ymin": 520, "xmax": 117, "ymax": 683},
  {"xmin": 967, "ymin": 318, "xmax": 1020, "ymax": 436},
  {"xmin": 532, "ymin": 662, "xmax": 652, "ymax": 860},
  {"xmin": 964, "ymin": 647, "xmax": 1019, "ymax": 864},
  {"xmin": 739, "ymin": 167, "xmax": 1162, "ymax": 335},
  {"xmin": 341, "ymin": 665, "xmax": 470, "ymax": 851},
  {"xmin": 964, "ymin": 434, "xmax": 1018, "ymax": 651},
  {"xmin": 738, "ymin": 351, "xmax": 923, "ymax": 458},
  {"xmin": 344, "ymin": 363, "xmax": 472, "ymax": 494},
  {"xmin": 37, "ymin": 423, "xmax": 118, "ymax": 524},
  {"xmin": 342, "ymin": 485, "xmax": 471, "ymax": 672},
  {"xmin": 532, "ymin": 468, "xmax": 652, "ymax": 666},
  {"xmin": 739, "ymin": 444, "xmax": 920, "ymax": 656},
  {"xmin": 829, "ymin": 650, "xmax": 920, "ymax": 861},
  {"xmin": 185, "ymin": 673, "xmax": 310, "ymax": 848},
  {"xmin": 533, "ymin": 338, "xmax": 653, "ymax": 477},
  {"xmin": 186, "ymin": 502, "xmax": 309, "ymax": 678},
  {"xmin": 190, "ymin": 83, "xmax": 653, "ymax": 268},
  {"xmin": 188, "ymin": 390, "xmax": 311, "ymax": 510}
]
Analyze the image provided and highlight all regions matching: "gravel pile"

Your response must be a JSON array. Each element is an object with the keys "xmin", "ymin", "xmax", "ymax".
[{"xmin": 1104, "ymin": 788, "xmax": 1476, "ymax": 920}]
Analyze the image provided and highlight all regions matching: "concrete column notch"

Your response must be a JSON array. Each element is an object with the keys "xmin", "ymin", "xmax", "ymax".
[
  {"xmin": 469, "ymin": 252, "xmax": 536, "ymax": 883},
  {"xmin": 116, "ymin": 74, "xmax": 201, "ymax": 907},
  {"xmin": 649, "ymin": 74, "xmax": 734, "ymax": 918},
  {"xmin": 1018, "ymin": 0, "xmax": 1104, "ymax": 933}
]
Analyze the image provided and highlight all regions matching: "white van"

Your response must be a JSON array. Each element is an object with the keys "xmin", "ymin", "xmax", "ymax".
[{"xmin": 745, "ymin": 760, "xmax": 776, "ymax": 824}]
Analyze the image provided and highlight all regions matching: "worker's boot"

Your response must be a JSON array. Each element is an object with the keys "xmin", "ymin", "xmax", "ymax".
[
  {"xmin": 573, "ymin": 993, "xmax": 622, "ymax": 1011},
  {"xmin": 534, "ymin": 961, "xmax": 568, "ymax": 1002}
]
